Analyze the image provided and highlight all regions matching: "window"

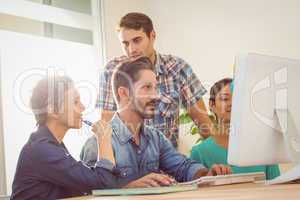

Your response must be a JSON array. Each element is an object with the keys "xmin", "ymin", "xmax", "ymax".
[{"xmin": 0, "ymin": 0, "xmax": 99, "ymax": 45}]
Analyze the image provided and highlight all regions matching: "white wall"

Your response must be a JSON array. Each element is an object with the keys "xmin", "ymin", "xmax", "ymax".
[
  {"xmin": 150, "ymin": 0, "xmax": 300, "ymax": 84},
  {"xmin": 102, "ymin": 0, "xmax": 149, "ymax": 61}
]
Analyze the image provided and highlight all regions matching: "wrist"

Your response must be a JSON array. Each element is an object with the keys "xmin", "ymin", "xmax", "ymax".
[{"xmin": 193, "ymin": 168, "xmax": 209, "ymax": 180}]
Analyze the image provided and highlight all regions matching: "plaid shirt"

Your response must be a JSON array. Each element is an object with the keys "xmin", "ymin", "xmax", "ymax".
[{"xmin": 97, "ymin": 53, "xmax": 207, "ymax": 147}]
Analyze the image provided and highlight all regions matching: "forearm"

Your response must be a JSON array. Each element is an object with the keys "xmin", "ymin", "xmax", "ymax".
[
  {"xmin": 100, "ymin": 109, "xmax": 115, "ymax": 122},
  {"xmin": 159, "ymin": 133, "xmax": 207, "ymax": 182},
  {"xmin": 187, "ymin": 99, "xmax": 216, "ymax": 139},
  {"xmin": 93, "ymin": 119, "xmax": 116, "ymax": 165},
  {"xmin": 194, "ymin": 114, "xmax": 216, "ymax": 139},
  {"xmin": 97, "ymin": 136, "xmax": 115, "ymax": 165}
]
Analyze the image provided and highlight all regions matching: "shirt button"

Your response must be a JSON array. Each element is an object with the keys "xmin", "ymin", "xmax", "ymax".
[
  {"xmin": 123, "ymin": 172, "xmax": 127, "ymax": 176},
  {"xmin": 137, "ymin": 150, "xmax": 141, "ymax": 154}
]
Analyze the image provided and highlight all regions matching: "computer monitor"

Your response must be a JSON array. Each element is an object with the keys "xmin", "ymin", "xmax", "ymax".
[{"xmin": 228, "ymin": 53, "xmax": 300, "ymax": 181}]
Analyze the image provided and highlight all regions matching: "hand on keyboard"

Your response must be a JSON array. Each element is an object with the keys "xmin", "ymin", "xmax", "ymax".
[
  {"xmin": 207, "ymin": 164, "xmax": 232, "ymax": 176},
  {"xmin": 193, "ymin": 164, "xmax": 232, "ymax": 180},
  {"xmin": 124, "ymin": 173, "xmax": 176, "ymax": 188}
]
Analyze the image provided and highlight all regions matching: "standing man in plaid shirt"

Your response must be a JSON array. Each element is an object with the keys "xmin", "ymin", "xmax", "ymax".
[{"xmin": 81, "ymin": 13, "xmax": 216, "ymax": 161}]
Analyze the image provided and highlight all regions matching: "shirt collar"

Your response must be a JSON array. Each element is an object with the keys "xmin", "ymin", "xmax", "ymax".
[
  {"xmin": 37, "ymin": 125, "xmax": 66, "ymax": 148},
  {"xmin": 111, "ymin": 114, "xmax": 151, "ymax": 144},
  {"xmin": 111, "ymin": 114, "xmax": 134, "ymax": 144},
  {"xmin": 38, "ymin": 126, "xmax": 57, "ymax": 141}
]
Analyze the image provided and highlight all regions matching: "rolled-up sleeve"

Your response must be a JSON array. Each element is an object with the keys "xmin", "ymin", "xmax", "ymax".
[
  {"xmin": 96, "ymin": 159, "xmax": 115, "ymax": 171},
  {"xmin": 157, "ymin": 131, "xmax": 206, "ymax": 182},
  {"xmin": 179, "ymin": 60, "xmax": 207, "ymax": 108}
]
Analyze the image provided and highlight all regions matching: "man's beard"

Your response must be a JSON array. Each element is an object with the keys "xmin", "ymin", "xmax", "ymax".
[{"xmin": 133, "ymin": 98, "xmax": 158, "ymax": 119}]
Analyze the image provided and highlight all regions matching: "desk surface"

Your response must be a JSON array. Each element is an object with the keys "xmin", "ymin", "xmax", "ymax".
[{"xmin": 63, "ymin": 183, "xmax": 300, "ymax": 200}]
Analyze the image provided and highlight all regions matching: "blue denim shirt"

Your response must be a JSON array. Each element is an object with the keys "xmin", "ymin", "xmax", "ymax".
[
  {"xmin": 11, "ymin": 126, "xmax": 119, "ymax": 200},
  {"xmin": 80, "ymin": 114, "xmax": 205, "ymax": 186}
]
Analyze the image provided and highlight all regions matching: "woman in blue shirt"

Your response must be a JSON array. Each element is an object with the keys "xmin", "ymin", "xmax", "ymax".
[
  {"xmin": 11, "ymin": 75, "xmax": 119, "ymax": 200},
  {"xmin": 190, "ymin": 78, "xmax": 280, "ymax": 180}
]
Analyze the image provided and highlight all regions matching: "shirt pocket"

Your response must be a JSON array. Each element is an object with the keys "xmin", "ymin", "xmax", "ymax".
[
  {"xmin": 158, "ymin": 92, "xmax": 180, "ymax": 118},
  {"xmin": 118, "ymin": 166, "xmax": 135, "ymax": 178}
]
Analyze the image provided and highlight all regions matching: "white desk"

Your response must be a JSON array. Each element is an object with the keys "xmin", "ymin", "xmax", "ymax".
[{"xmin": 63, "ymin": 183, "xmax": 300, "ymax": 200}]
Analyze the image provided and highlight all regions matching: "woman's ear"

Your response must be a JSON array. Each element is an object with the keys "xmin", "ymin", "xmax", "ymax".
[
  {"xmin": 47, "ymin": 105, "xmax": 59, "ymax": 120},
  {"xmin": 209, "ymin": 100, "xmax": 218, "ymax": 122},
  {"xmin": 209, "ymin": 100, "xmax": 217, "ymax": 115}
]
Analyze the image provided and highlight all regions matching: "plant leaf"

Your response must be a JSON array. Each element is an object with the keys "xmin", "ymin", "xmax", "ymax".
[
  {"xmin": 190, "ymin": 125, "xmax": 199, "ymax": 135},
  {"xmin": 179, "ymin": 112, "xmax": 192, "ymax": 124}
]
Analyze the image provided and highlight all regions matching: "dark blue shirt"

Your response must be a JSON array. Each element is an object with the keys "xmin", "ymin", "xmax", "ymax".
[
  {"xmin": 11, "ymin": 126, "xmax": 119, "ymax": 200},
  {"xmin": 81, "ymin": 114, "xmax": 206, "ymax": 186}
]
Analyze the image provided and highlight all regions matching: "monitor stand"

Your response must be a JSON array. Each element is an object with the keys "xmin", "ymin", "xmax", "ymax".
[{"xmin": 266, "ymin": 109, "xmax": 300, "ymax": 184}]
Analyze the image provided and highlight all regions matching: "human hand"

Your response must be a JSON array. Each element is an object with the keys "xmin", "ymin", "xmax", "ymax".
[
  {"xmin": 124, "ymin": 173, "xmax": 176, "ymax": 188},
  {"xmin": 207, "ymin": 164, "xmax": 232, "ymax": 176}
]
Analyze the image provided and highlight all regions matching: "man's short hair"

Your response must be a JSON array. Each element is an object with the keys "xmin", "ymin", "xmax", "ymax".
[
  {"xmin": 30, "ymin": 75, "xmax": 74, "ymax": 126},
  {"xmin": 117, "ymin": 12, "xmax": 154, "ymax": 37},
  {"xmin": 111, "ymin": 57, "xmax": 154, "ymax": 102}
]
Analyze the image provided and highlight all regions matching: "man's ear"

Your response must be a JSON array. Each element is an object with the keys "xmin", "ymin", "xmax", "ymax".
[
  {"xmin": 150, "ymin": 30, "xmax": 156, "ymax": 41},
  {"xmin": 118, "ymin": 86, "xmax": 130, "ymax": 101}
]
